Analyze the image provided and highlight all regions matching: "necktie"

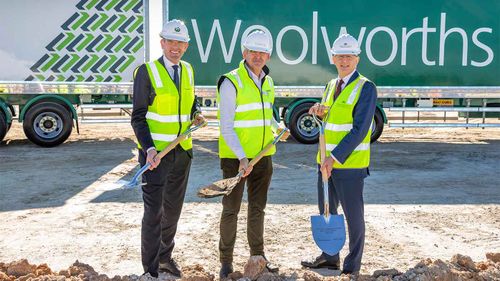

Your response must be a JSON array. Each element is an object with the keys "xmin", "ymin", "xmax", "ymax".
[
  {"xmin": 172, "ymin": 65, "xmax": 180, "ymax": 91},
  {"xmin": 334, "ymin": 79, "xmax": 344, "ymax": 101}
]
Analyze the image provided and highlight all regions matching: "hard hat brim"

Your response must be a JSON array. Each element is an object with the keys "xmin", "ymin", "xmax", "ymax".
[
  {"xmin": 160, "ymin": 33, "xmax": 190, "ymax": 43},
  {"xmin": 243, "ymin": 45, "xmax": 272, "ymax": 54},
  {"xmin": 331, "ymin": 50, "xmax": 361, "ymax": 55}
]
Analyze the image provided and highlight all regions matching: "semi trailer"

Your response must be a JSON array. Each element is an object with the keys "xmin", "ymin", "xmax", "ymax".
[{"xmin": 1, "ymin": 0, "xmax": 499, "ymax": 146}]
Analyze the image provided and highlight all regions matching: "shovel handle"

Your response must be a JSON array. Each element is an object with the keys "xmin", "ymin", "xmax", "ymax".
[
  {"xmin": 313, "ymin": 114, "xmax": 329, "ymax": 182},
  {"xmin": 155, "ymin": 121, "xmax": 207, "ymax": 161},
  {"xmin": 248, "ymin": 128, "xmax": 289, "ymax": 167},
  {"xmin": 314, "ymin": 114, "xmax": 331, "ymax": 218}
]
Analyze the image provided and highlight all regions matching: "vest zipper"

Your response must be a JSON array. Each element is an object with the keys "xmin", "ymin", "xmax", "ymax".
[
  {"xmin": 177, "ymin": 72, "xmax": 182, "ymax": 137},
  {"xmin": 259, "ymin": 82, "xmax": 265, "ymax": 151},
  {"xmin": 246, "ymin": 71, "xmax": 266, "ymax": 151}
]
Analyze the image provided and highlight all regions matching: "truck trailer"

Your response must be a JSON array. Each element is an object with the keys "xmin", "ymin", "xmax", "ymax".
[{"xmin": 1, "ymin": 0, "xmax": 499, "ymax": 146}]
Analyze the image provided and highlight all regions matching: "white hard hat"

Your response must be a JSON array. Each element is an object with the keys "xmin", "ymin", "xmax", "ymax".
[
  {"xmin": 242, "ymin": 30, "xmax": 272, "ymax": 54},
  {"xmin": 159, "ymin": 19, "xmax": 190, "ymax": 42},
  {"xmin": 331, "ymin": 34, "xmax": 361, "ymax": 55}
]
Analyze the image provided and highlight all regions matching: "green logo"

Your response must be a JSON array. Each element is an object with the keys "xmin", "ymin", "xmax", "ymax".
[{"xmin": 174, "ymin": 27, "xmax": 181, "ymax": 32}]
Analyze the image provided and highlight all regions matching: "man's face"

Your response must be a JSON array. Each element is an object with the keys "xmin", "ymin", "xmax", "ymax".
[
  {"xmin": 161, "ymin": 39, "xmax": 189, "ymax": 64},
  {"xmin": 243, "ymin": 49, "xmax": 270, "ymax": 73},
  {"xmin": 332, "ymin": 54, "xmax": 360, "ymax": 77}
]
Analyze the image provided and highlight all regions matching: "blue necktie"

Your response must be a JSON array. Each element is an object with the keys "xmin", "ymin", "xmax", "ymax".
[{"xmin": 172, "ymin": 65, "xmax": 180, "ymax": 91}]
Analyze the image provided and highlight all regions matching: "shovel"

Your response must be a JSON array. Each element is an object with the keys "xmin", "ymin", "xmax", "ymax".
[
  {"xmin": 310, "ymin": 114, "xmax": 346, "ymax": 256},
  {"xmin": 197, "ymin": 128, "xmax": 289, "ymax": 198},
  {"xmin": 118, "ymin": 121, "xmax": 208, "ymax": 189}
]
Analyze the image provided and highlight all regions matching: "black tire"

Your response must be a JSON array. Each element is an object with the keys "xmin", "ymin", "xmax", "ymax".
[
  {"xmin": 0, "ymin": 112, "xmax": 7, "ymax": 142},
  {"xmin": 281, "ymin": 107, "xmax": 289, "ymax": 127},
  {"xmin": 289, "ymin": 102, "xmax": 319, "ymax": 144},
  {"xmin": 371, "ymin": 108, "xmax": 384, "ymax": 143},
  {"xmin": 23, "ymin": 102, "xmax": 73, "ymax": 147}
]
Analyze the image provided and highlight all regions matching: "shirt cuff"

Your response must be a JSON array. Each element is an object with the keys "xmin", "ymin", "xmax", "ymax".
[
  {"xmin": 146, "ymin": 146, "xmax": 156, "ymax": 153},
  {"xmin": 236, "ymin": 151, "xmax": 247, "ymax": 160},
  {"xmin": 330, "ymin": 154, "xmax": 342, "ymax": 164},
  {"xmin": 271, "ymin": 118, "xmax": 280, "ymax": 132},
  {"xmin": 191, "ymin": 110, "xmax": 201, "ymax": 120}
]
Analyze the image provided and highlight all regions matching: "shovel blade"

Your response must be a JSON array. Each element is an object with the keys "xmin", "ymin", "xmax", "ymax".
[
  {"xmin": 197, "ymin": 176, "xmax": 240, "ymax": 198},
  {"xmin": 311, "ymin": 214, "xmax": 346, "ymax": 256}
]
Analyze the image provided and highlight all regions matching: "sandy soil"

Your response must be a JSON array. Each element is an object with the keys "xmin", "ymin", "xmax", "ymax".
[{"xmin": 0, "ymin": 123, "xmax": 499, "ymax": 278}]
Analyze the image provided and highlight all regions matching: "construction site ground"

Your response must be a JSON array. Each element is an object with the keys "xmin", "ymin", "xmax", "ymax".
[{"xmin": 0, "ymin": 122, "xmax": 499, "ymax": 278}]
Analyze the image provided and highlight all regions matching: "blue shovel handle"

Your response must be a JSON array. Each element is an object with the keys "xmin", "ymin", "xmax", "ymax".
[{"xmin": 123, "ymin": 163, "xmax": 150, "ymax": 189}]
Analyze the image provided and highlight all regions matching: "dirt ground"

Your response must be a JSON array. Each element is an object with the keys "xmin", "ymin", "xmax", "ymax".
[{"xmin": 0, "ymin": 122, "xmax": 499, "ymax": 278}]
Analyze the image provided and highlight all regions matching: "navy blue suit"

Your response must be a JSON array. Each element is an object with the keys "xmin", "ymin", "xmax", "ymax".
[{"xmin": 317, "ymin": 70, "xmax": 377, "ymax": 272}]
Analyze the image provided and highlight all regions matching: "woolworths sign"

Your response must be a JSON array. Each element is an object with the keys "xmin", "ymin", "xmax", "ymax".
[{"xmin": 169, "ymin": 0, "xmax": 499, "ymax": 86}]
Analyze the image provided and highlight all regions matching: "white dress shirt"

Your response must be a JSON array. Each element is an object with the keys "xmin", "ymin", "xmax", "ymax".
[
  {"xmin": 162, "ymin": 56, "xmax": 181, "ymax": 79},
  {"xmin": 219, "ymin": 63, "xmax": 280, "ymax": 160}
]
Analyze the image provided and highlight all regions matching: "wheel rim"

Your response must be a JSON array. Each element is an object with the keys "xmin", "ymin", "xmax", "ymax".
[
  {"xmin": 297, "ymin": 112, "xmax": 319, "ymax": 138},
  {"xmin": 33, "ymin": 112, "xmax": 63, "ymax": 139}
]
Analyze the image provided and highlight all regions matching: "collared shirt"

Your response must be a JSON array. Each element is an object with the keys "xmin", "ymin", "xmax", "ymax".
[
  {"xmin": 219, "ymin": 62, "xmax": 280, "ymax": 160},
  {"xmin": 337, "ymin": 69, "xmax": 356, "ymax": 91},
  {"xmin": 162, "ymin": 56, "xmax": 180, "ymax": 80}
]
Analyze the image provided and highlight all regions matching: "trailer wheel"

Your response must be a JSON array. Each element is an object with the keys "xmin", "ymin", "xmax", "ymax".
[
  {"xmin": 371, "ymin": 109, "xmax": 384, "ymax": 143},
  {"xmin": 0, "ymin": 112, "xmax": 7, "ymax": 142},
  {"xmin": 23, "ymin": 102, "xmax": 73, "ymax": 147},
  {"xmin": 289, "ymin": 102, "xmax": 319, "ymax": 144},
  {"xmin": 282, "ymin": 107, "xmax": 289, "ymax": 127}
]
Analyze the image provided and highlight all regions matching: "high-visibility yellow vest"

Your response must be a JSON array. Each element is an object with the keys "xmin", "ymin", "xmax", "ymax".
[
  {"xmin": 139, "ymin": 59, "xmax": 195, "ymax": 151},
  {"xmin": 317, "ymin": 75, "xmax": 372, "ymax": 168},
  {"xmin": 217, "ymin": 60, "xmax": 275, "ymax": 159}
]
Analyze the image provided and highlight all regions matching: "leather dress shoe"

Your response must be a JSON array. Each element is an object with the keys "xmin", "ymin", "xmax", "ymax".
[
  {"xmin": 341, "ymin": 270, "xmax": 359, "ymax": 276},
  {"xmin": 139, "ymin": 272, "xmax": 158, "ymax": 281},
  {"xmin": 159, "ymin": 259, "xmax": 181, "ymax": 277},
  {"xmin": 219, "ymin": 263, "xmax": 233, "ymax": 279},
  {"xmin": 262, "ymin": 255, "xmax": 279, "ymax": 273},
  {"xmin": 301, "ymin": 255, "xmax": 340, "ymax": 270}
]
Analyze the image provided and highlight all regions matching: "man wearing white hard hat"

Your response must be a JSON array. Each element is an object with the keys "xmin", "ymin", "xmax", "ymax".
[
  {"xmin": 216, "ymin": 30, "xmax": 289, "ymax": 278},
  {"xmin": 131, "ymin": 19, "xmax": 205, "ymax": 280},
  {"xmin": 301, "ymin": 34, "xmax": 377, "ymax": 275}
]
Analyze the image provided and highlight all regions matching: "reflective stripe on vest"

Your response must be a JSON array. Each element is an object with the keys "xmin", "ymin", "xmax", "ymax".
[
  {"xmin": 236, "ymin": 102, "xmax": 272, "ymax": 112},
  {"xmin": 145, "ymin": 112, "xmax": 191, "ymax": 123},
  {"xmin": 317, "ymin": 74, "xmax": 372, "ymax": 169},
  {"xmin": 139, "ymin": 59, "xmax": 195, "ymax": 151},
  {"xmin": 326, "ymin": 143, "xmax": 370, "ymax": 152},
  {"xmin": 217, "ymin": 60, "xmax": 275, "ymax": 159},
  {"xmin": 150, "ymin": 133, "xmax": 178, "ymax": 142}
]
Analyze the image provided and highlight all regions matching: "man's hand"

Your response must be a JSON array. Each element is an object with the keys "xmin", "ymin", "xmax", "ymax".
[
  {"xmin": 320, "ymin": 156, "xmax": 335, "ymax": 178},
  {"xmin": 277, "ymin": 127, "xmax": 290, "ymax": 141},
  {"xmin": 146, "ymin": 149, "xmax": 161, "ymax": 170},
  {"xmin": 192, "ymin": 113, "xmax": 206, "ymax": 126},
  {"xmin": 308, "ymin": 103, "xmax": 329, "ymax": 118},
  {"xmin": 239, "ymin": 157, "xmax": 253, "ymax": 178}
]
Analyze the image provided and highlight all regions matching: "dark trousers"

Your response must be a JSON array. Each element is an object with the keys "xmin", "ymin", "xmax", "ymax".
[
  {"xmin": 219, "ymin": 156, "xmax": 273, "ymax": 264},
  {"xmin": 317, "ymin": 168, "xmax": 366, "ymax": 272},
  {"xmin": 139, "ymin": 146, "xmax": 191, "ymax": 276}
]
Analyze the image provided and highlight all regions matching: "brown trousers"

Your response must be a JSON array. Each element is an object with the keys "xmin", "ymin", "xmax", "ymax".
[{"xmin": 219, "ymin": 156, "xmax": 273, "ymax": 263}]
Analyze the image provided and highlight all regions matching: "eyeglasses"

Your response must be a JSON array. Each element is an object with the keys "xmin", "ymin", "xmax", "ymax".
[{"xmin": 334, "ymin": 55, "xmax": 357, "ymax": 60}]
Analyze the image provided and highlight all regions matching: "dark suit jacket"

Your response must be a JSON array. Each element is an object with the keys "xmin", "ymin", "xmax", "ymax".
[
  {"xmin": 131, "ymin": 57, "xmax": 199, "ymax": 154},
  {"xmin": 330, "ymin": 70, "xmax": 378, "ymax": 179}
]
